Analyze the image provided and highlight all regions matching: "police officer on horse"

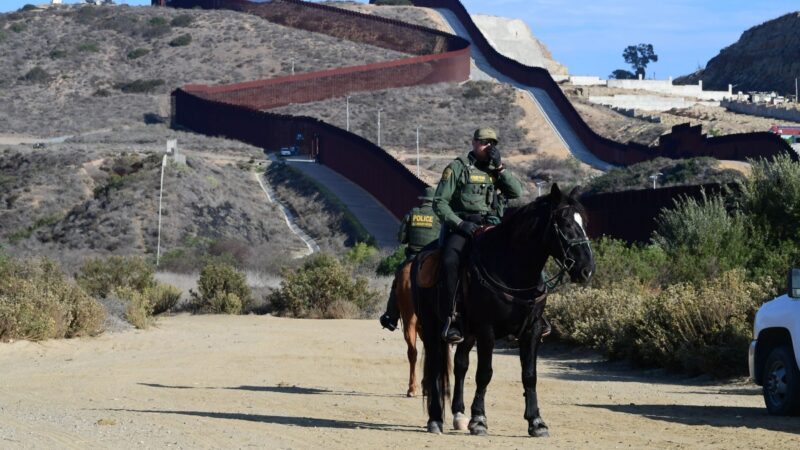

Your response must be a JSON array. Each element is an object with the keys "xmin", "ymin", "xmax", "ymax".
[
  {"xmin": 379, "ymin": 186, "xmax": 441, "ymax": 331},
  {"xmin": 434, "ymin": 127, "xmax": 523, "ymax": 344}
]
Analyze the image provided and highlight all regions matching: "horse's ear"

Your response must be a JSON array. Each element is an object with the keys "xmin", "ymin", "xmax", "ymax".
[
  {"xmin": 569, "ymin": 186, "xmax": 582, "ymax": 198},
  {"xmin": 550, "ymin": 183, "xmax": 562, "ymax": 202}
]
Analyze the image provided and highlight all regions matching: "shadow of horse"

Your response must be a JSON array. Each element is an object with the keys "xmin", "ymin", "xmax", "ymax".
[
  {"xmin": 108, "ymin": 409, "xmax": 424, "ymax": 433},
  {"xmin": 138, "ymin": 383, "xmax": 400, "ymax": 398},
  {"xmin": 580, "ymin": 403, "xmax": 800, "ymax": 434}
]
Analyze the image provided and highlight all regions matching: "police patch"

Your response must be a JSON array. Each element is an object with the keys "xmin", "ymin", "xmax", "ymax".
[{"xmin": 441, "ymin": 167, "xmax": 453, "ymax": 181}]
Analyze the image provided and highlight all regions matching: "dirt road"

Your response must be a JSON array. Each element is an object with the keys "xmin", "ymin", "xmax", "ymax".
[{"xmin": 1, "ymin": 315, "xmax": 798, "ymax": 448}]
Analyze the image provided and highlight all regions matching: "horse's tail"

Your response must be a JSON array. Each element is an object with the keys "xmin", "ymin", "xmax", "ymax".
[{"xmin": 415, "ymin": 259, "xmax": 451, "ymax": 423}]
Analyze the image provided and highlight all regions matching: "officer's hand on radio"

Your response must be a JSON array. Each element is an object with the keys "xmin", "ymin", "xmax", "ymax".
[
  {"xmin": 489, "ymin": 146, "xmax": 503, "ymax": 170},
  {"xmin": 457, "ymin": 220, "xmax": 480, "ymax": 237}
]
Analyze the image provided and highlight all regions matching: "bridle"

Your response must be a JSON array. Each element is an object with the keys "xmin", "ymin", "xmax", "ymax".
[
  {"xmin": 470, "ymin": 205, "xmax": 592, "ymax": 301},
  {"xmin": 547, "ymin": 208, "xmax": 592, "ymax": 289}
]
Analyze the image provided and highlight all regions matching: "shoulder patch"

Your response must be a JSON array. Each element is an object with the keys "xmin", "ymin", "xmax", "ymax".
[{"xmin": 441, "ymin": 167, "xmax": 453, "ymax": 181}]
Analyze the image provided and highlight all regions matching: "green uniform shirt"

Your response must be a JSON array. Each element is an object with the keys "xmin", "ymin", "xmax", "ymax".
[
  {"xmin": 398, "ymin": 201, "xmax": 441, "ymax": 253},
  {"xmin": 433, "ymin": 151, "xmax": 523, "ymax": 230}
]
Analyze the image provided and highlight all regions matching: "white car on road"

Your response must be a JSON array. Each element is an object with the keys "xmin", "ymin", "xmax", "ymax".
[{"xmin": 750, "ymin": 268, "xmax": 800, "ymax": 415}]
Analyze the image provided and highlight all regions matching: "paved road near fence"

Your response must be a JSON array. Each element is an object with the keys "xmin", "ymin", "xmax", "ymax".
[{"xmin": 285, "ymin": 158, "xmax": 400, "ymax": 250}]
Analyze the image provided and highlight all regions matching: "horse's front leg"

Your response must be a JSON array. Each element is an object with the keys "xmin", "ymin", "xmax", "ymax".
[
  {"xmin": 468, "ymin": 326, "xmax": 495, "ymax": 436},
  {"xmin": 519, "ymin": 313, "xmax": 549, "ymax": 437},
  {"xmin": 452, "ymin": 336, "xmax": 475, "ymax": 431}
]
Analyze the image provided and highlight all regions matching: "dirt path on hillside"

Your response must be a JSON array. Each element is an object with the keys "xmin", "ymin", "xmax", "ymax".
[{"xmin": 1, "ymin": 315, "xmax": 798, "ymax": 448}]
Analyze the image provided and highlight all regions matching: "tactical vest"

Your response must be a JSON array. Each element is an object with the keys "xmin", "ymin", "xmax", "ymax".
[
  {"xmin": 407, "ymin": 204, "xmax": 440, "ymax": 252},
  {"xmin": 454, "ymin": 156, "xmax": 497, "ymax": 219}
]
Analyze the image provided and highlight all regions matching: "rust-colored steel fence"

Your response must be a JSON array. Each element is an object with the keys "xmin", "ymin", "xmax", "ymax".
[
  {"xmin": 580, "ymin": 184, "xmax": 729, "ymax": 243},
  {"xmin": 409, "ymin": 0, "xmax": 796, "ymax": 165},
  {"xmin": 173, "ymin": 89, "xmax": 427, "ymax": 219},
  {"xmin": 165, "ymin": 0, "xmax": 793, "ymax": 240}
]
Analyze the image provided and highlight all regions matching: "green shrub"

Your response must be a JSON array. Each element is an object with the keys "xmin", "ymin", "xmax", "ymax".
[
  {"xmin": 589, "ymin": 238, "xmax": 667, "ymax": 288},
  {"xmin": 75, "ymin": 256, "xmax": 156, "ymax": 299},
  {"xmin": 126, "ymin": 47, "xmax": 149, "ymax": 59},
  {"xmin": 190, "ymin": 262, "xmax": 251, "ymax": 314},
  {"xmin": 0, "ymin": 258, "xmax": 104, "ymax": 341},
  {"xmin": 741, "ymin": 154, "xmax": 800, "ymax": 243},
  {"xmin": 49, "ymin": 49, "xmax": 67, "ymax": 59},
  {"xmin": 147, "ymin": 283, "xmax": 182, "ymax": 315},
  {"xmin": 652, "ymin": 190, "xmax": 751, "ymax": 284},
  {"xmin": 269, "ymin": 253, "xmax": 378, "ymax": 318},
  {"xmin": 376, "ymin": 246, "xmax": 406, "ymax": 276},
  {"xmin": 114, "ymin": 79, "xmax": 164, "ymax": 93},
  {"xmin": 77, "ymin": 42, "xmax": 99, "ymax": 53},
  {"xmin": 19, "ymin": 66, "xmax": 50, "ymax": 84},
  {"xmin": 344, "ymin": 242, "xmax": 378, "ymax": 266},
  {"xmin": 168, "ymin": 33, "xmax": 192, "ymax": 47},
  {"xmin": 112, "ymin": 286, "xmax": 153, "ymax": 329},
  {"xmin": 10, "ymin": 22, "xmax": 26, "ymax": 33},
  {"xmin": 0, "ymin": 31, "xmax": 6, "ymax": 43},
  {"xmin": 170, "ymin": 14, "xmax": 194, "ymax": 27},
  {"xmin": 148, "ymin": 17, "xmax": 168, "ymax": 26},
  {"xmin": 549, "ymin": 270, "xmax": 772, "ymax": 377}
]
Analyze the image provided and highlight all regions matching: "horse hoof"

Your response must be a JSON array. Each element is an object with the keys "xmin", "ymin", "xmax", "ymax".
[
  {"xmin": 406, "ymin": 390, "xmax": 416, "ymax": 398},
  {"xmin": 528, "ymin": 418, "xmax": 550, "ymax": 437},
  {"xmin": 453, "ymin": 412, "xmax": 469, "ymax": 431},
  {"xmin": 468, "ymin": 415, "xmax": 488, "ymax": 436},
  {"xmin": 427, "ymin": 420, "xmax": 443, "ymax": 434}
]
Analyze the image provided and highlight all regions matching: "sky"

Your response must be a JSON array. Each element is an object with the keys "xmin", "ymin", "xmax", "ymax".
[{"xmin": 2, "ymin": 0, "xmax": 798, "ymax": 79}]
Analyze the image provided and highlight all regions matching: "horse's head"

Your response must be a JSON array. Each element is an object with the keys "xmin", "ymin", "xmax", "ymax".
[{"xmin": 545, "ymin": 184, "xmax": 595, "ymax": 284}]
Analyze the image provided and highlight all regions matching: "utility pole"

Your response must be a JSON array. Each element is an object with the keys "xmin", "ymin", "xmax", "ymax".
[
  {"xmin": 291, "ymin": 59, "xmax": 295, "ymax": 75},
  {"xmin": 796, "ymin": 77, "xmax": 798, "ymax": 104},
  {"xmin": 650, "ymin": 172, "xmax": 663, "ymax": 189},
  {"xmin": 416, "ymin": 125, "xmax": 420, "ymax": 177},
  {"xmin": 377, "ymin": 108, "xmax": 382, "ymax": 147},
  {"xmin": 346, "ymin": 95, "xmax": 350, "ymax": 131}
]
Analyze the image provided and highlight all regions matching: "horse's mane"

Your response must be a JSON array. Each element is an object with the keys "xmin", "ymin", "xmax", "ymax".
[{"xmin": 496, "ymin": 190, "xmax": 587, "ymax": 243}]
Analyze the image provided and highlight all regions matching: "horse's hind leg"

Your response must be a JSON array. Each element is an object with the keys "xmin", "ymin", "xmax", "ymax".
[
  {"xmin": 397, "ymin": 262, "xmax": 418, "ymax": 397},
  {"xmin": 452, "ymin": 336, "xmax": 475, "ymax": 431},
  {"xmin": 520, "ymin": 309, "xmax": 549, "ymax": 437},
  {"xmin": 468, "ymin": 326, "xmax": 495, "ymax": 436},
  {"xmin": 402, "ymin": 317, "xmax": 418, "ymax": 397}
]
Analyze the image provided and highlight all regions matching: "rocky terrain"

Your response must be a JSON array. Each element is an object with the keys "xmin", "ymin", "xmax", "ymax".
[{"xmin": 675, "ymin": 11, "xmax": 800, "ymax": 94}]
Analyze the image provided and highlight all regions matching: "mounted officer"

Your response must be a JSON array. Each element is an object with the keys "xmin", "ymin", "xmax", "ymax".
[
  {"xmin": 434, "ymin": 127, "xmax": 523, "ymax": 343},
  {"xmin": 379, "ymin": 186, "xmax": 441, "ymax": 331}
]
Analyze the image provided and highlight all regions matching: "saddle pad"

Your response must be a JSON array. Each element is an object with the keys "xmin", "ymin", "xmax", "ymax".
[{"xmin": 416, "ymin": 250, "xmax": 440, "ymax": 288}]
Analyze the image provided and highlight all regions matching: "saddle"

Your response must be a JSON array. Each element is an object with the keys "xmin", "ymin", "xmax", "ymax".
[
  {"xmin": 414, "ymin": 225, "xmax": 495, "ymax": 289},
  {"xmin": 414, "ymin": 250, "xmax": 440, "ymax": 288}
]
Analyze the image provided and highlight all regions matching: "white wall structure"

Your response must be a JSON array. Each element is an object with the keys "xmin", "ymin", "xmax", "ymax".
[
  {"xmin": 588, "ymin": 95, "xmax": 717, "ymax": 112},
  {"xmin": 606, "ymin": 79, "xmax": 731, "ymax": 101},
  {"xmin": 569, "ymin": 76, "xmax": 605, "ymax": 86},
  {"xmin": 722, "ymin": 100, "xmax": 800, "ymax": 123}
]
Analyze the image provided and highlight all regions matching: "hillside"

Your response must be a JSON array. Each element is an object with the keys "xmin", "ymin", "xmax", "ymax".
[
  {"xmin": 675, "ymin": 11, "xmax": 800, "ymax": 93},
  {"xmin": 0, "ymin": 4, "xmax": 409, "ymax": 135}
]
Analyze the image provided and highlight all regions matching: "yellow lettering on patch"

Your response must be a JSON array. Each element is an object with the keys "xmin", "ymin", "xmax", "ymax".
[
  {"xmin": 412, "ymin": 214, "xmax": 434, "ymax": 228},
  {"xmin": 441, "ymin": 167, "xmax": 453, "ymax": 181},
  {"xmin": 469, "ymin": 174, "xmax": 488, "ymax": 183}
]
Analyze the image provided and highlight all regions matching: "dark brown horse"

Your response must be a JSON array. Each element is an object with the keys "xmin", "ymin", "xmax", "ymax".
[{"xmin": 414, "ymin": 184, "xmax": 595, "ymax": 436}]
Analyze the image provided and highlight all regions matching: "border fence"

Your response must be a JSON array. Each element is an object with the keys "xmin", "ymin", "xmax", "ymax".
[{"xmin": 164, "ymin": 0, "xmax": 794, "ymax": 242}]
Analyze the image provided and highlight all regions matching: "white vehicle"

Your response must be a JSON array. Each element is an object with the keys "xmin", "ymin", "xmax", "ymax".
[
  {"xmin": 749, "ymin": 268, "xmax": 800, "ymax": 415},
  {"xmin": 279, "ymin": 146, "xmax": 298, "ymax": 157}
]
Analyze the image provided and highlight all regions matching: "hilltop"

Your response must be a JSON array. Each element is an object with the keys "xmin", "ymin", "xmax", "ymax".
[{"xmin": 675, "ymin": 11, "xmax": 800, "ymax": 93}]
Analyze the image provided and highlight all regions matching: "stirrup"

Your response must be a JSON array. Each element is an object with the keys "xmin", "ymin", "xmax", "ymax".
[
  {"xmin": 442, "ymin": 317, "xmax": 464, "ymax": 344},
  {"xmin": 379, "ymin": 314, "xmax": 397, "ymax": 332}
]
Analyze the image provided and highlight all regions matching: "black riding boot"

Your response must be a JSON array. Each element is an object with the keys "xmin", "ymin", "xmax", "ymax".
[
  {"xmin": 441, "ymin": 281, "xmax": 464, "ymax": 344},
  {"xmin": 379, "ymin": 278, "xmax": 400, "ymax": 331}
]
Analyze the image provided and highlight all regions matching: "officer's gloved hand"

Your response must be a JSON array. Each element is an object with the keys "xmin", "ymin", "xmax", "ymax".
[
  {"xmin": 457, "ymin": 220, "xmax": 480, "ymax": 237},
  {"xmin": 488, "ymin": 146, "xmax": 502, "ymax": 170}
]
